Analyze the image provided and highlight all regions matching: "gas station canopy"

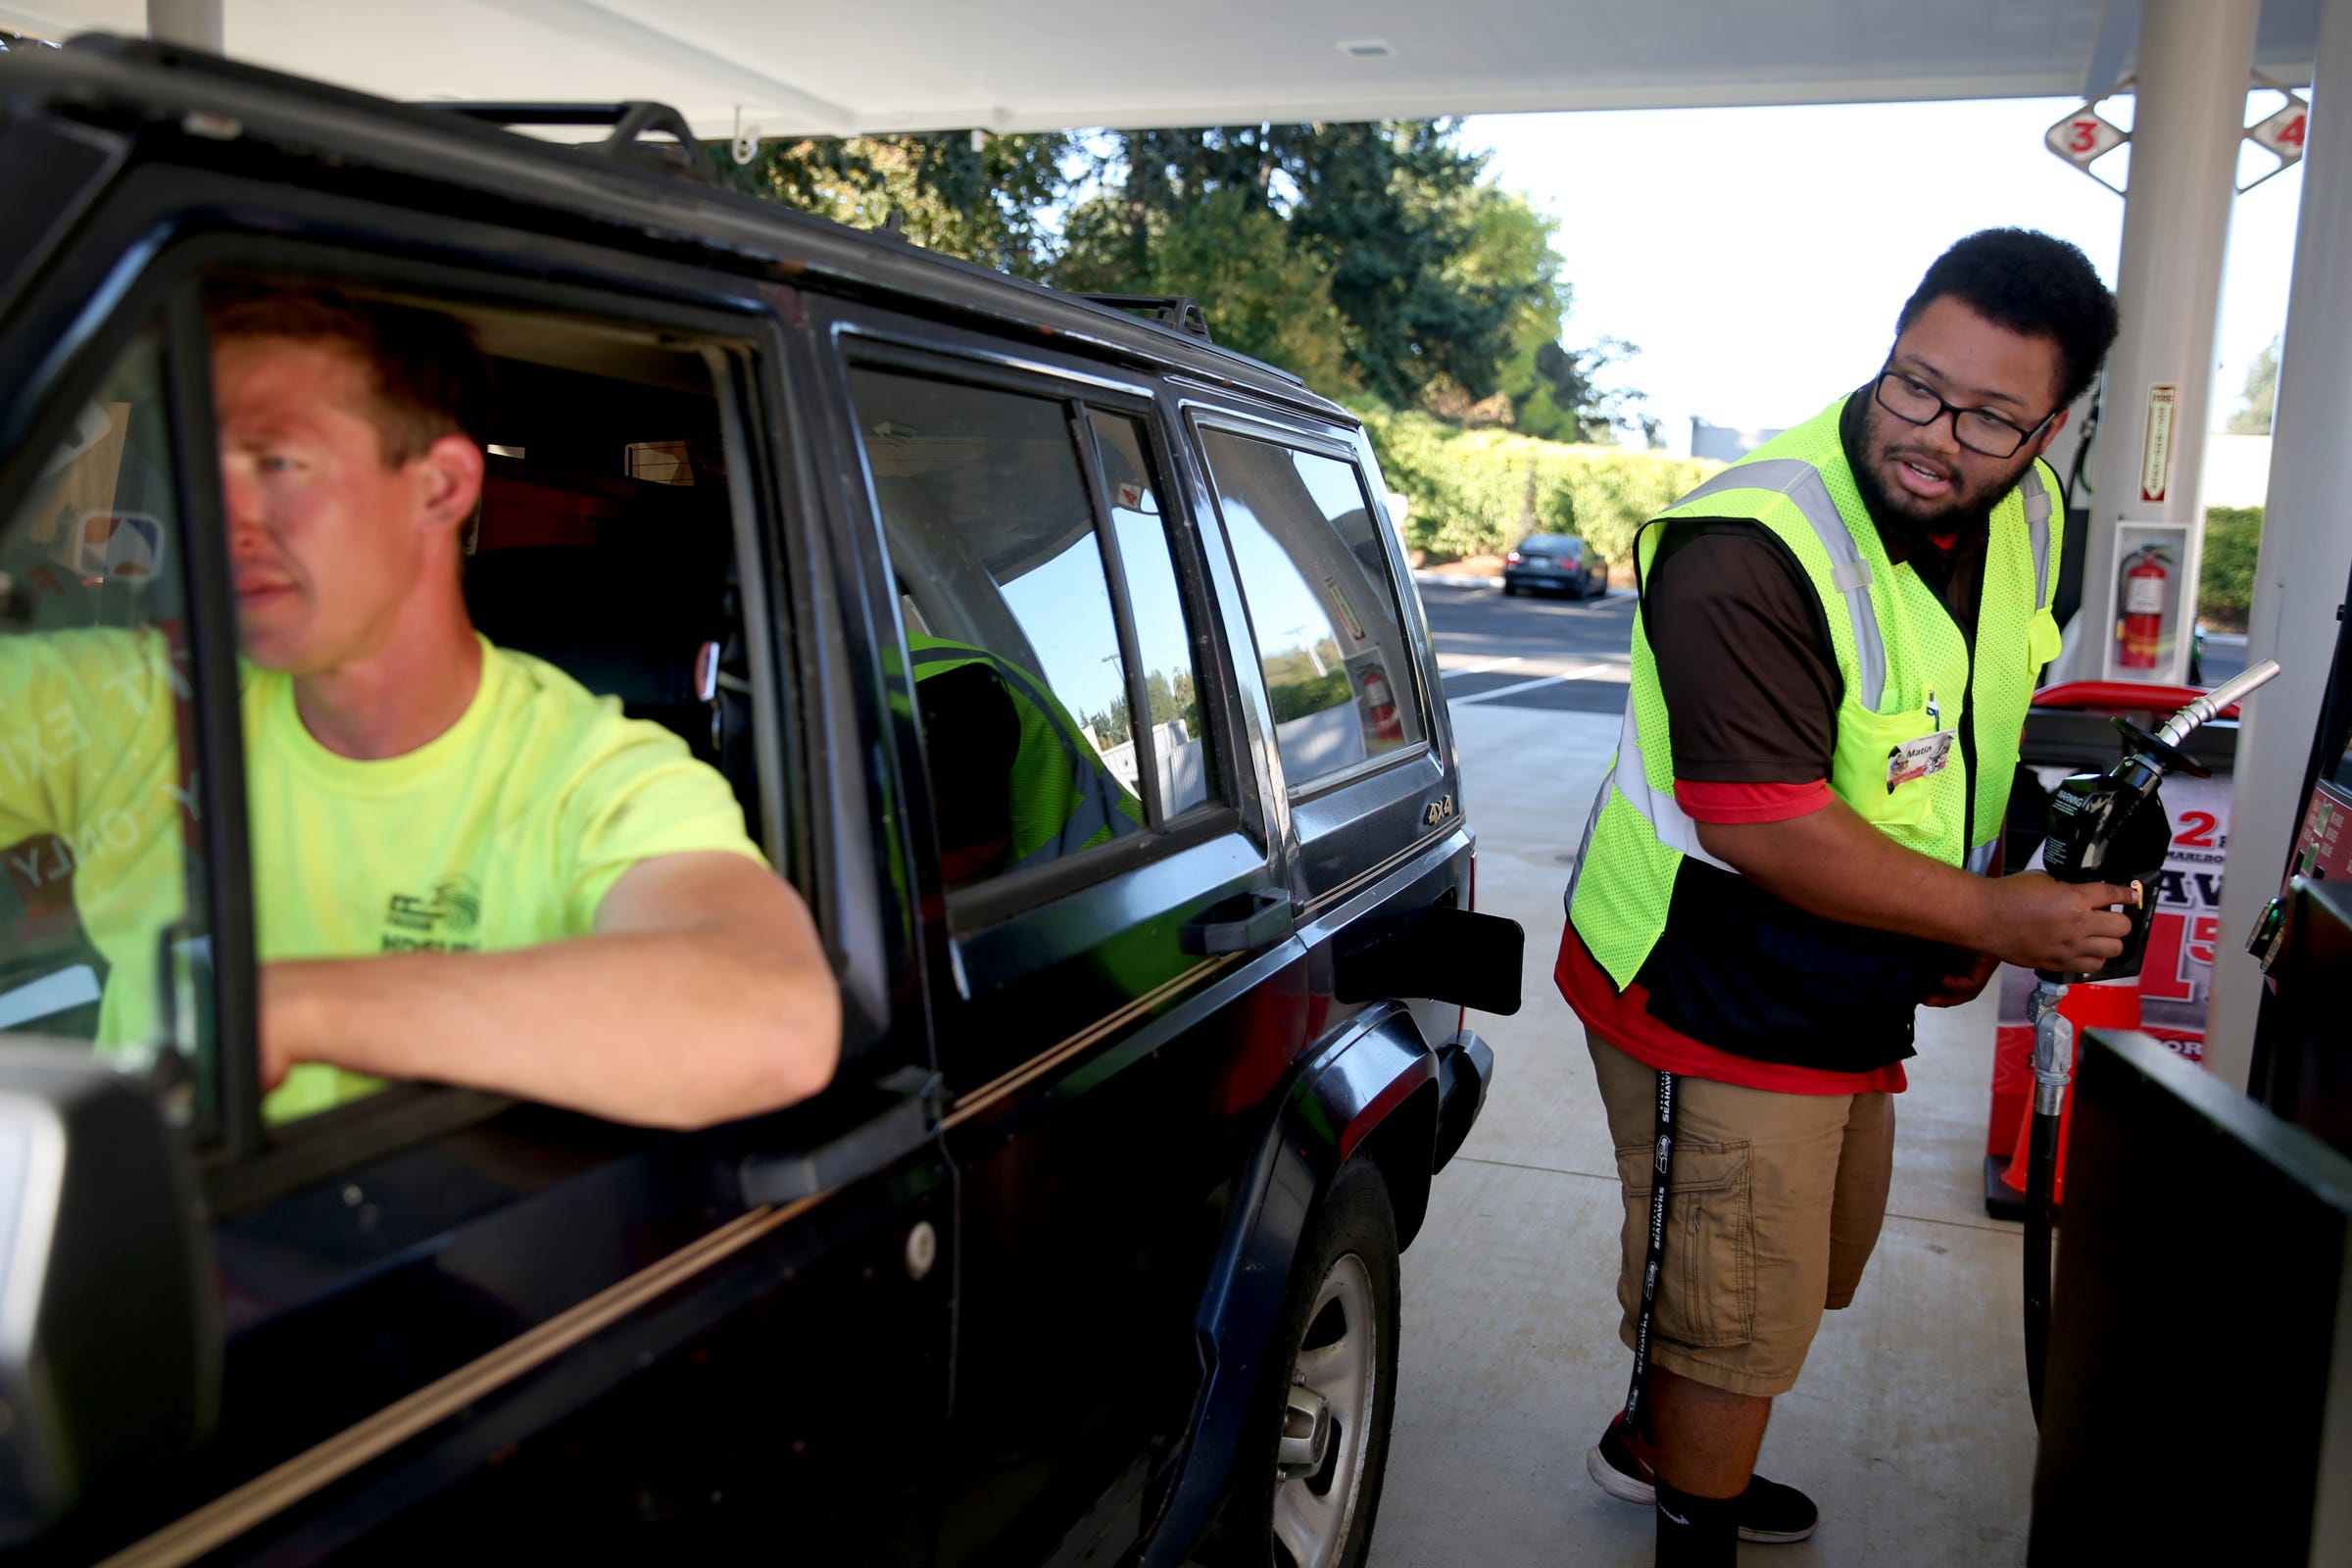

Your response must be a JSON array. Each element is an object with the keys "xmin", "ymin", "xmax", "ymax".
[{"xmin": 0, "ymin": 0, "xmax": 2327, "ymax": 139}]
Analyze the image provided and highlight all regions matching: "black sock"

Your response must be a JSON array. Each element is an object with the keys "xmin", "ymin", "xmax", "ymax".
[{"xmin": 1655, "ymin": 1478, "xmax": 1740, "ymax": 1567}]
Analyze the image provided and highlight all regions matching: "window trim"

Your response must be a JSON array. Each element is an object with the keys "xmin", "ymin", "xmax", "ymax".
[
  {"xmin": 0, "ymin": 270, "xmax": 262, "ymax": 1158},
  {"xmin": 1183, "ymin": 407, "xmax": 1435, "ymax": 805},
  {"xmin": 826, "ymin": 329, "xmax": 1252, "ymax": 931},
  {"xmin": 1069, "ymin": 399, "xmax": 1166, "ymax": 827}
]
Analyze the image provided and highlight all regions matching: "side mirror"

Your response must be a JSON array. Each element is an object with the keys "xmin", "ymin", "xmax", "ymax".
[{"xmin": 0, "ymin": 1046, "xmax": 219, "ymax": 1546}]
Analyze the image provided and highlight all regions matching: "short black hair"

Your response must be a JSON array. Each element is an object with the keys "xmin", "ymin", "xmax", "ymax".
[
  {"xmin": 1894, "ymin": 229, "xmax": 2120, "ymax": 412},
  {"xmin": 206, "ymin": 284, "xmax": 491, "ymax": 464}
]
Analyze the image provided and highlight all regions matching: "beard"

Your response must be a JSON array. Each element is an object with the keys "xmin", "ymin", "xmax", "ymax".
[{"xmin": 1845, "ymin": 392, "xmax": 2036, "ymax": 554}]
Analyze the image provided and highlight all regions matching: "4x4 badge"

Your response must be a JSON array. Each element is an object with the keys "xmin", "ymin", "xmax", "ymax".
[{"xmin": 1423, "ymin": 794, "xmax": 1457, "ymax": 826}]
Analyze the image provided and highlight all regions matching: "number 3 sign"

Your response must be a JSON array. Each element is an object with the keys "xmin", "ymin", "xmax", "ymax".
[{"xmin": 2043, "ymin": 80, "xmax": 2132, "ymax": 195}]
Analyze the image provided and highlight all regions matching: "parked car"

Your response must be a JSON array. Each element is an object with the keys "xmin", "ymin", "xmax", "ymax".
[
  {"xmin": 1501, "ymin": 533, "xmax": 1605, "ymax": 598},
  {"xmin": 0, "ymin": 36, "xmax": 1519, "ymax": 1568}
]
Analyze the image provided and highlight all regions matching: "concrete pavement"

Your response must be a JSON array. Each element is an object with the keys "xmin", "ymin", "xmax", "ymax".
[{"xmin": 1368, "ymin": 700, "xmax": 2038, "ymax": 1567}]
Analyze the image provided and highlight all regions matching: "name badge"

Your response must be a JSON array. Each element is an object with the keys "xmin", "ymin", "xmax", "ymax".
[{"xmin": 1886, "ymin": 729, "xmax": 1956, "ymax": 791}]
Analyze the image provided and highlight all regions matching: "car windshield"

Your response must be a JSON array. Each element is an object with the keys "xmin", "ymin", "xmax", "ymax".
[{"xmin": 1523, "ymin": 538, "xmax": 1577, "ymax": 559}]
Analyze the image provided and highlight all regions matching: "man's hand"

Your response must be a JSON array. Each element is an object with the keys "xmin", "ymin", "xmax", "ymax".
[
  {"xmin": 1923, "ymin": 949, "xmax": 2000, "ymax": 1008},
  {"xmin": 1696, "ymin": 798, "xmax": 2136, "ymax": 980},
  {"xmin": 1976, "ymin": 871, "xmax": 2135, "ymax": 976}
]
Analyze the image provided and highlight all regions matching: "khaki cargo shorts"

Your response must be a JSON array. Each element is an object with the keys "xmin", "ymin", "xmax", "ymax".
[{"xmin": 1588, "ymin": 1035, "xmax": 1896, "ymax": 1397}]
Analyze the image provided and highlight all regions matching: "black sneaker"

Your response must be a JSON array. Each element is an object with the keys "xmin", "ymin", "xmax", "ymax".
[{"xmin": 1585, "ymin": 1412, "xmax": 1820, "ymax": 1544}]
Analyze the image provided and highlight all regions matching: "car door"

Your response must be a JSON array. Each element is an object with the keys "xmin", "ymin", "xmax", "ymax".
[
  {"xmin": 809, "ymin": 299, "xmax": 1321, "ymax": 1565},
  {"xmin": 0, "ymin": 115, "xmax": 951, "ymax": 1565}
]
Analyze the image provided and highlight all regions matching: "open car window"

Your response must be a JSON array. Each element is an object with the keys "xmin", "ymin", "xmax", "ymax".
[
  {"xmin": 0, "ymin": 324, "xmax": 216, "ymax": 1125},
  {"xmin": 208, "ymin": 282, "xmax": 778, "ymax": 1131}
]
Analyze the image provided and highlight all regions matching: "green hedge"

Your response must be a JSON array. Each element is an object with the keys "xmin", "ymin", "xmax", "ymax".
[
  {"xmin": 2199, "ymin": 505, "xmax": 2262, "ymax": 632},
  {"xmin": 1348, "ymin": 401, "xmax": 1720, "ymax": 571}
]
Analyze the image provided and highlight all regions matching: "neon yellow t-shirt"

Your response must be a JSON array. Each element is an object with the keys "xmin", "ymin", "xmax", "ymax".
[{"xmin": 0, "ymin": 630, "xmax": 765, "ymax": 1120}]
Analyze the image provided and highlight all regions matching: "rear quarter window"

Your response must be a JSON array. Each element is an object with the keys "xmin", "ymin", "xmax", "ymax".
[{"xmin": 1197, "ymin": 428, "xmax": 1423, "ymax": 794}]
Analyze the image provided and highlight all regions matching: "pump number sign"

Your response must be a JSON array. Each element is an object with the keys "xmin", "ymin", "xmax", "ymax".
[
  {"xmin": 2045, "ymin": 109, "xmax": 2126, "ymax": 169},
  {"xmin": 2249, "ymin": 102, "xmax": 2309, "ymax": 161}
]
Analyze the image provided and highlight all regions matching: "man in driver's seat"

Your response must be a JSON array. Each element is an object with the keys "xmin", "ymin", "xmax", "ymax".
[{"xmin": 3, "ymin": 287, "xmax": 839, "ymax": 1127}]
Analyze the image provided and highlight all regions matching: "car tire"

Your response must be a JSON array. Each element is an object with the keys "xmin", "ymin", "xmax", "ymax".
[
  {"xmin": 1500, "ymin": 580, "xmax": 1518, "ymax": 597},
  {"xmin": 1204, "ymin": 1160, "xmax": 1401, "ymax": 1568}
]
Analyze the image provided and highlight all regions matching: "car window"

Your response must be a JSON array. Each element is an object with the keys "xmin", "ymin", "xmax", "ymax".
[
  {"xmin": 1085, "ymin": 411, "xmax": 1218, "ymax": 821},
  {"xmin": 848, "ymin": 367, "xmax": 1151, "ymax": 892},
  {"xmin": 203, "ymin": 280, "xmax": 779, "ymax": 1132},
  {"xmin": 0, "ymin": 325, "xmax": 214, "ymax": 1122},
  {"xmin": 1198, "ymin": 429, "xmax": 1424, "ymax": 792}
]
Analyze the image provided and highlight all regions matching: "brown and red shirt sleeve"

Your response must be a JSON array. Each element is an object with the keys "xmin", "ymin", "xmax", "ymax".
[{"xmin": 1642, "ymin": 520, "xmax": 1840, "ymax": 825}]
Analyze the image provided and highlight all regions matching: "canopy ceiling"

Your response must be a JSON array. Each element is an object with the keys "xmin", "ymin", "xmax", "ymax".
[{"xmin": 0, "ymin": 0, "xmax": 2326, "ymax": 140}]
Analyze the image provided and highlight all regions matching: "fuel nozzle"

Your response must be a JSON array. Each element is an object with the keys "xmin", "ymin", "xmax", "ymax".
[{"xmin": 2034, "ymin": 660, "xmax": 2281, "ymax": 983}]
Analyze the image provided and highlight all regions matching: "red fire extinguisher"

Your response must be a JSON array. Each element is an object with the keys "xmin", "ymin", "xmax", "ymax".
[
  {"xmin": 1357, "ymin": 662, "xmax": 1406, "ymax": 744},
  {"xmin": 2117, "ymin": 545, "xmax": 2170, "ymax": 671}
]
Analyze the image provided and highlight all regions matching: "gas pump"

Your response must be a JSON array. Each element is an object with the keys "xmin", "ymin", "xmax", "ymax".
[{"xmin": 2018, "ymin": 659, "xmax": 2282, "ymax": 1420}]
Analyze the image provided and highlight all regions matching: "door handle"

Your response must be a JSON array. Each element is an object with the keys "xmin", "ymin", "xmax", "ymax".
[
  {"xmin": 1179, "ymin": 889, "xmax": 1295, "ymax": 956},
  {"xmin": 739, "ymin": 1066, "xmax": 943, "ymax": 1204}
]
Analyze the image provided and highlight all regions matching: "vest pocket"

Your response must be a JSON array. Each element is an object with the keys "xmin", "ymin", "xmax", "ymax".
[
  {"xmin": 1829, "ymin": 698, "xmax": 1942, "ymax": 840},
  {"xmin": 1614, "ymin": 1137, "xmax": 1754, "ymax": 1348}
]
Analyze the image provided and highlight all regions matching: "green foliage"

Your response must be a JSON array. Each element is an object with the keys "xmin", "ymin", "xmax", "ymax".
[
  {"xmin": 1280, "ymin": 122, "xmax": 1534, "ymax": 408},
  {"xmin": 1060, "ymin": 186, "xmax": 1358, "ymax": 394},
  {"xmin": 709, "ymin": 119, "xmax": 1649, "ymax": 441},
  {"xmin": 2199, "ymin": 505, "xmax": 2263, "ymax": 630},
  {"xmin": 1144, "ymin": 667, "xmax": 1205, "ymax": 745},
  {"xmin": 707, "ymin": 130, "xmax": 1076, "ymax": 277},
  {"xmin": 2226, "ymin": 337, "xmax": 2279, "ymax": 436},
  {"xmin": 1350, "ymin": 400, "xmax": 1718, "ymax": 567},
  {"xmin": 1263, "ymin": 646, "xmax": 1352, "ymax": 725}
]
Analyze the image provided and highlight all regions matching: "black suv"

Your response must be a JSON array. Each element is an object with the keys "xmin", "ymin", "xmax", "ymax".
[{"xmin": 0, "ymin": 38, "xmax": 1516, "ymax": 1568}]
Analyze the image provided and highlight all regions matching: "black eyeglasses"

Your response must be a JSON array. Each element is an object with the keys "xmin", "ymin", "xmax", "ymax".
[{"xmin": 1873, "ymin": 368, "xmax": 2056, "ymax": 459}]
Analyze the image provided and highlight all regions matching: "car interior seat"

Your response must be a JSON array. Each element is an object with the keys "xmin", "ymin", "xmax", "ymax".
[{"xmin": 465, "ymin": 457, "xmax": 760, "ymax": 838}]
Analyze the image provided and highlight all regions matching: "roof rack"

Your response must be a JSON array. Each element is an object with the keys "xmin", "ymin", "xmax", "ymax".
[
  {"xmin": 422, "ymin": 101, "xmax": 710, "ymax": 184},
  {"xmin": 1080, "ymin": 294, "xmax": 1213, "ymax": 342}
]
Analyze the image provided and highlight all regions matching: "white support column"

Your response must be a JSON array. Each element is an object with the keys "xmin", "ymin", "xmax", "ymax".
[
  {"xmin": 2057, "ymin": 0, "xmax": 2260, "ymax": 686},
  {"xmin": 148, "ymin": 0, "xmax": 222, "ymax": 52},
  {"xmin": 2208, "ymin": 0, "xmax": 2352, "ymax": 1090}
]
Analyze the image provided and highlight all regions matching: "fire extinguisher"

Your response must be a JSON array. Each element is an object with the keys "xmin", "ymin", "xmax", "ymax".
[
  {"xmin": 1357, "ymin": 662, "xmax": 1405, "ymax": 744},
  {"xmin": 2117, "ymin": 545, "xmax": 2170, "ymax": 671}
]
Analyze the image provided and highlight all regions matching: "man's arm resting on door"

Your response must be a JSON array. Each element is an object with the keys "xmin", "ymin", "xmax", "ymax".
[
  {"xmin": 1694, "ymin": 798, "xmax": 2132, "ymax": 978},
  {"xmin": 259, "ymin": 852, "xmax": 842, "ymax": 1129}
]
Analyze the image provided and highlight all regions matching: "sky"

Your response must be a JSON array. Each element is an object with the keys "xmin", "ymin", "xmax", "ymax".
[{"xmin": 1462, "ymin": 94, "xmax": 2307, "ymax": 458}]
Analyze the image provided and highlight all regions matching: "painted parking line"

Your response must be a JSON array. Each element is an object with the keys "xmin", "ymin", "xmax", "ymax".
[
  {"xmin": 1447, "ymin": 662, "xmax": 1614, "ymax": 707},
  {"xmin": 1440, "ymin": 655, "xmax": 1526, "ymax": 681}
]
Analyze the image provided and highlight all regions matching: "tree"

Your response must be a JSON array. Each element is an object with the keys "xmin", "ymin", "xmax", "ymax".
[
  {"xmin": 708, "ymin": 118, "xmax": 1646, "ymax": 439},
  {"xmin": 1058, "ymin": 185, "xmax": 1358, "ymax": 393},
  {"xmin": 708, "ymin": 130, "xmax": 1076, "ymax": 278},
  {"xmin": 2227, "ymin": 335, "xmax": 2279, "ymax": 435},
  {"xmin": 1284, "ymin": 122, "xmax": 1534, "ymax": 408}
]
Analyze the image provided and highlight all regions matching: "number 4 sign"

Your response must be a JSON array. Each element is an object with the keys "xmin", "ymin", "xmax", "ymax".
[{"xmin": 2241, "ymin": 74, "xmax": 2310, "ymax": 193}]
